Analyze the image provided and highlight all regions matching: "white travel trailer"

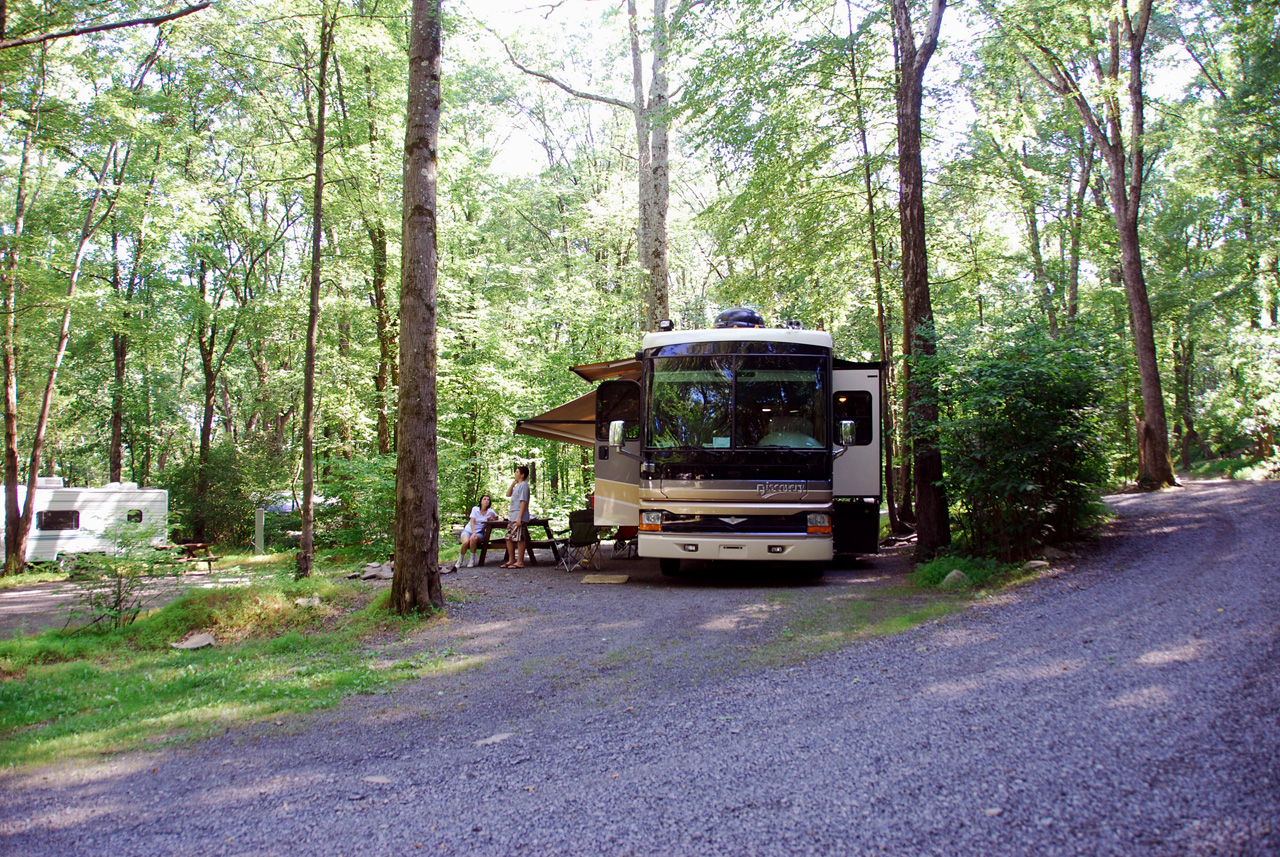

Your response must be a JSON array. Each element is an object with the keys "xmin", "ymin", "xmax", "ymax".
[
  {"xmin": 1, "ymin": 477, "xmax": 169, "ymax": 562},
  {"xmin": 517, "ymin": 309, "xmax": 883, "ymax": 576}
]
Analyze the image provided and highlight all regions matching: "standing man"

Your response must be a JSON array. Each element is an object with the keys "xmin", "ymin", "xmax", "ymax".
[{"xmin": 502, "ymin": 465, "xmax": 531, "ymax": 568}]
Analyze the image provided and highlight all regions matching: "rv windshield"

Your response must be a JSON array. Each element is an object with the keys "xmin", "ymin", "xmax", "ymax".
[{"xmin": 648, "ymin": 355, "xmax": 827, "ymax": 450}]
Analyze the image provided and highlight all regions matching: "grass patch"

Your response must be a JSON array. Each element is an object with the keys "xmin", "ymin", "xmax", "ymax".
[
  {"xmin": 748, "ymin": 587, "xmax": 969, "ymax": 669},
  {"xmin": 910, "ymin": 554, "xmax": 1016, "ymax": 589},
  {"xmin": 0, "ymin": 555, "xmax": 451, "ymax": 771},
  {"xmin": 0, "ymin": 568, "xmax": 67, "ymax": 589}
]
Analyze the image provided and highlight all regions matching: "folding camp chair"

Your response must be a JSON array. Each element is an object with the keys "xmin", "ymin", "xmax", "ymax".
[
  {"xmin": 554, "ymin": 509, "xmax": 604, "ymax": 572},
  {"xmin": 611, "ymin": 525, "xmax": 638, "ymax": 559}
]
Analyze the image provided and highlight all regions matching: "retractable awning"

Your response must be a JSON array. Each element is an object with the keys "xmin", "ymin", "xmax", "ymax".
[
  {"xmin": 515, "ymin": 391, "xmax": 598, "ymax": 447},
  {"xmin": 515, "ymin": 358, "xmax": 642, "ymax": 447},
  {"xmin": 570, "ymin": 357, "xmax": 641, "ymax": 383}
]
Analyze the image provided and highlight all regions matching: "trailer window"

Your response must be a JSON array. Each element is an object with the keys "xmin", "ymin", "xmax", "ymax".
[
  {"xmin": 36, "ymin": 510, "xmax": 80, "ymax": 531},
  {"xmin": 834, "ymin": 390, "xmax": 874, "ymax": 446},
  {"xmin": 127, "ymin": 510, "xmax": 144, "ymax": 523}
]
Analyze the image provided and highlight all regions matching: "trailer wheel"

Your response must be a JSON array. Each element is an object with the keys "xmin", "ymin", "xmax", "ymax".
[{"xmin": 659, "ymin": 558, "xmax": 681, "ymax": 577}]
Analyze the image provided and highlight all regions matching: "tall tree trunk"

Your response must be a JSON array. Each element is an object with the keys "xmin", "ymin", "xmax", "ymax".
[
  {"xmin": 892, "ymin": 0, "xmax": 950, "ymax": 560},
  {"xmin": 298, "ymin": 5, "xmax": 335, "ymax": 579},
  {"xmin": 392, "ymin": 0, "xmax": 443, "ymax": 613},
  {"xmin": 845, "ymin": 9, "xmax": 903, "ymax": 535},
  {"xmin": 3, "ymin": 86, "xmax": 38, "ymax": 575},
  {"xmin": 368, "ymin": 219, "xmax": 395, "ymax": 455},
  {"xmin": 1018, "ymin": 1, "xmax": 1175, "ymax": 488}
]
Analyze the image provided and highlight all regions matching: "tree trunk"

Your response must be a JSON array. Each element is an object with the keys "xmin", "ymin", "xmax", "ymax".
[
  {"xmin": 1019, "ymin": 1, "xmax": 1174, "ymax": 488},
  {"xmin": 298, "ymin": 5, "xmax": 335, "ymax": 580},
  {"xmin": 892, "ymin": 0, "xmax": 950, "ymax": 560},
  {"xmin": 845, "ymin": 19, "xmax": 904, "ymax": 536},
  {"xmin": 368, "ymin": 219, "xmax": 395, "ymax": 455},
  {"xmin": 3, "ymin": 101, "xmax": 36, "ymax": 575},
  {"xmin": 392, "ymin": 0, "xmax": 443, "ymax": 613}
]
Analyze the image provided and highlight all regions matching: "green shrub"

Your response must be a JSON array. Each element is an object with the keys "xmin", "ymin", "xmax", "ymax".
[
  {"xmin": 65, "ymin": 521, "xmax": 183, "ymax": 629},
  {"xmin": 936, "ymin": 328, "xmax": 1109, "ymax": 560}
]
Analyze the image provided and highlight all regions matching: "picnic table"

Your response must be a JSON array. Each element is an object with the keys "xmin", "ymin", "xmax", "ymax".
[
  {"xmin": 473, "ymin": 518, "xmax": 560, "ymax": 568},
  {"xmin": 175, "ymin": 542, "xmax": 220, "ymax": 571}
]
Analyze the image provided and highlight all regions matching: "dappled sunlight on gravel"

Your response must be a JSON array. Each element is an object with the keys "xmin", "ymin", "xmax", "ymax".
[
  {"xmin": 1106, "ymin": 685, "xmax": 1176, "ymax": 710},
  {"xmin": 699, "ymin": 601, "xmax": 780, "ymax": 632},
  {"xmin": 1135, "ymin": 642, "xmax": 1205, "ymax": 666}
]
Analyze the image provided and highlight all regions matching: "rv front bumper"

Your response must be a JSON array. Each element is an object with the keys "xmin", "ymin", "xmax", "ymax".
[{"xmin": 638, "ymin": 532, "xmax": 833, "ymax": 562}]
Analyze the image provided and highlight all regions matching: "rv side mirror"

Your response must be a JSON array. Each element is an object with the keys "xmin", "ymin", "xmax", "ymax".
[
  {"xmin": 839, "ymin": 419, "xmax": 858, "ymax": 446},
  {"xmin": 609, "ymin": 419, "xmax": 627, "ymax": 448}
]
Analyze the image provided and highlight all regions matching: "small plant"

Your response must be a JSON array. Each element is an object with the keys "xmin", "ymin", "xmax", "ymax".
[
  {"xmin": 910, "ymin": 554, "xmax": 1008, "ymax": 589},
  {"xmin": 65, "ymin": 522, "xmax": 183, "ymax": 630}
]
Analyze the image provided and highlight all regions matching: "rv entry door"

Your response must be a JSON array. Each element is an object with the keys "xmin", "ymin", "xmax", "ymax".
[{"xmin": 594, "ymin": 379, "xmax": 642, "ymax": 527}]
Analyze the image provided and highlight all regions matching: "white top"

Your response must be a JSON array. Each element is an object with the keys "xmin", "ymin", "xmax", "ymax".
[{"xmin": 463, "ymin": 505, "xmax": 499, "ymax": 536}]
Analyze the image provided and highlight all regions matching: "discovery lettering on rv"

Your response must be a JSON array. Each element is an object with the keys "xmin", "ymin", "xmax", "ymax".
[{"xmin": 756, "ymin": 482, "xmax": 805, "ymax": 499}]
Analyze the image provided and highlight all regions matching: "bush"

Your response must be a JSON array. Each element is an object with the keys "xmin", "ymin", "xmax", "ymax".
[
  {"xmin": 65, "ymin": 522, "xmax": 183, "ymax": 629},
  {"xmin": 160, "ymin": 440, "xmax": 290, "ymax": 546},
  {"xmin": 936, "ymin": 328, "xmax": 1109, "ymax": 561}
]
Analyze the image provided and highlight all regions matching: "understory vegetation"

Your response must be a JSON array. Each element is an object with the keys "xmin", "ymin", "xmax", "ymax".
[{"xmin": 0, "ymin": 553, "xmax": 446, "ymax": 769}]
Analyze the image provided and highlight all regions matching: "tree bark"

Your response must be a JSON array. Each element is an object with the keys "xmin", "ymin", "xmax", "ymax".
[
  {"xmin": 845, "ymin": 10, "xmax": 904, "ymax": 536},
  {"xmin": 298, "ymin": 5, "xmax": 335, "ymax": 579},
  {"xmin": 392, "ymin": 0, "xmax": 443, "ymax": 613},
  {"xmin": 892, "ymin": 0, "xmax": 950, "ymax": 560}
]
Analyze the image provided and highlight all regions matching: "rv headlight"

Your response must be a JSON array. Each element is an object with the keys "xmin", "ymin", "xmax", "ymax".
[
  {"xmin": 640, "ymin": 511, "xmax": 664, "ymax": 532},
  {"xmin": 806, "ymin": 512, "xmax": 832, "ymax": 534}
]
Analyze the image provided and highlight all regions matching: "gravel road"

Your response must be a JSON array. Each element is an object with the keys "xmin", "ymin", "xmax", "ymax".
[{"xmin": 2, "ymin": 479, "xmax": 1277, "ymax": 856}]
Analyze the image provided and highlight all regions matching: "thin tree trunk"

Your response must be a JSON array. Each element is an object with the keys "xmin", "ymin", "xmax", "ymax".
[
  {"xmin": 845, "ymin": 8, "xmax": 904, "ymax": 535},
  {"xmin": 298, "ymin": 5, "xmax": 335, "ymax": 579},
  {"xmin": 369, "ymin": 220, "xmax": 395, "ymax": 455},
  {"xmin": 1018, "ymin": 1, "xmax": 1174, "ymax": 488}
]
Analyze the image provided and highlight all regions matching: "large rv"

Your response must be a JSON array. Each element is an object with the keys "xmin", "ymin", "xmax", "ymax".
[
  {"xmin": 0, "ymin": 477, "xmax": 169, "ymax": 562},
  {"xmin": 518, "ymin": 309, "xmax": 882, "ymax": 575}
]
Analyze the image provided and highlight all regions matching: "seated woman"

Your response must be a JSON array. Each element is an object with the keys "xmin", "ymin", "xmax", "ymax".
[{"xmin": 452, "ymin": 494, "xmax": 499, "ymax": 572}]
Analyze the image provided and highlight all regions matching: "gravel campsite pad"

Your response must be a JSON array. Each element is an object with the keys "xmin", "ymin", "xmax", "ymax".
[{"xmin": 2, "ymin": 479, "xmax": 1277, "ymax": 855}]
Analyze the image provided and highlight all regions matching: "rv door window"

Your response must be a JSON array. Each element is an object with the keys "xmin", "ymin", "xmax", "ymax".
[
  {"xmin": 127, "ymin": 510, "xmax": 144, "ymax": 523},
  {"xmin": 834, "ymin": 391, "xmax": 874, "ymax": 446},
  {"xmin": 37, "ymin": 510, "xmax": 80, "ymax": 531}
]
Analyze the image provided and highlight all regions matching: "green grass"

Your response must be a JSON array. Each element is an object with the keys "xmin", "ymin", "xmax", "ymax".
[
  {"xmin": 0, "ymin": 553, "xmax": 450, "ymax": 771},
  {"xmin": 0, "ymin": 568, "xmax": 66, "ymax": 589},
  {"xmin": 747, "ymin": 587, "xmax": 969, "ymax": 668},
  {"xmin": 909, "ymin": 554, "xmax": 1018, "ymax": 588}
]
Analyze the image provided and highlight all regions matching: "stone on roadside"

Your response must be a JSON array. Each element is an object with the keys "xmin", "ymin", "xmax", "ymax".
[
  {"xmin": 171, "ymin": 632, "xmax": 215, "ymax": 650},
  {"xmin": 1023, "ymin": 560, "xmax": 1050, "ymax": 571},
  {"xmin": 360, "ymin": 562, "xmax": 394, "ymax": 580},
  {"xmin": 941, "ymin": 569, "xmax": 971, "ymax": 588},
  {"xmin": 295, "ymin": 596, "xmax": 322, "ymax": 608}
]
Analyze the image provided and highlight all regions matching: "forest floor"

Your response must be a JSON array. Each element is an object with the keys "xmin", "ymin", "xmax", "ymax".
[{"xmin": 2, "ymin": 478, "xmax": 1277, "ymax": 855}]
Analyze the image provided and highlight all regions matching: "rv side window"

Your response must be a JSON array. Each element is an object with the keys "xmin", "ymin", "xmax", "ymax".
[
  {"xmin": 36, "ymin": 510, "xmax": 80, "ymax": 531},
  {"xmin": 596, "ymin": 380, "xmax": 642, "ymax": 442},
  {"xmin": 127, "ymin": 510, "xmax": 144, "ymax": 523},
  {"xmin": 834, "ymin": 391, "xmax": 874, "ymax": 446}
]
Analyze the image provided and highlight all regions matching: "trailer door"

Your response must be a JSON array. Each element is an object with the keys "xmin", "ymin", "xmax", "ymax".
[
  {"xmin": 594, "ymin": 379, "xmax": 642, "ymax": 527},
  {"xmin": 832, "ymin": 368, "xmax": 881, "ymax": 499},
  {"xmin": 832, "ymin": 367, "xmax": 882, "ymax": 554}
]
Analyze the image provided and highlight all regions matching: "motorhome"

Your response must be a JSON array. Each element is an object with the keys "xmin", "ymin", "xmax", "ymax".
[
  {"xmin": 1, "ymin": 477, "xmax": 169, "ymax": 562},
  {"xmin": 517, "ymin": 309, "xmax": 882, "ymax": 575}
]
